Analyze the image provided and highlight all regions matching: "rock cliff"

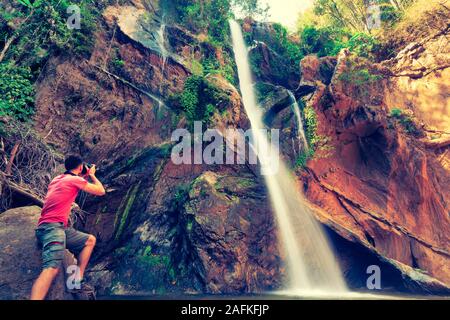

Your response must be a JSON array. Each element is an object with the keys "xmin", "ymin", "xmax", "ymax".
[{"xmin": 1, "ymin": 0, "xmax": 448, "ymax": 298}]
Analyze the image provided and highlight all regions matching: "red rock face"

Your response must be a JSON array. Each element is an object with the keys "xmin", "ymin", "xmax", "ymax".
[
  {"xmin": 299, "ymin": 50, "xmax": 450, "ymax": 285},
  {"xmin": 34, "ymin": 7, "xmax": 192, "ymax": 163}
]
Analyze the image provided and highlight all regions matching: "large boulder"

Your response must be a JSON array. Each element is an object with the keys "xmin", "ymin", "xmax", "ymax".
[{"xmin": 0, "ymin": 206, "xmax": 76, "ymax": 300}]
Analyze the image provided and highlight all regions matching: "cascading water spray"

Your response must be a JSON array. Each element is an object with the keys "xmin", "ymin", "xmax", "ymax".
[
  {"xmin": 287, "ymin": 90, "xmax": 308, "ymax": 153},
  {"xmin": 155, "ymin": 14, "xmax": 168, "ymax": 113},
  {"xmin": 156, "ymin": 19, "xmax": 168, "ymax": 73},
  {"xmin": 229, "ymin": 19, "xmax": 347, "ymax": 295}
]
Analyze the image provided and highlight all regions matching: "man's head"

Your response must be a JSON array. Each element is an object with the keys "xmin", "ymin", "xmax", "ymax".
[{"xmin": 64, "ymin": 155, "xmax": 83, "ymax": 175}]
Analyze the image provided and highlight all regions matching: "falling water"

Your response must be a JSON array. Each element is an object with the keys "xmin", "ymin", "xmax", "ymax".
[
  {"xmin": 156, "ymin": 15, "xmax": 168, "ymax": 113},
  {"xmin": 229, "ymin": 20, "xmax": 347, "ymax": 294},
  {"xmin": 156, "ymin": 21, "xmax": 168, "ymax": 73},
  {"xmin": 287, "ymin": 90, "xmax": 308, "ymax": 153}
]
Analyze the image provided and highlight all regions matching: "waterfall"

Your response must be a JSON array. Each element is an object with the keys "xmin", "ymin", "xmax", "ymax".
[
  {"xmin": 287, "ymin": 90, "xmax": 308, "ymax": 153},
  {"xmin": 156, "ymin": 21, "xmax": 168, "ymax": 73},
  {"xmin": 156, "ymin": 15, "xmax": 167, "ymax": 113},
  {"xmin": 229, "ymin": 20, "xmax": 347, "ymax": 294}
]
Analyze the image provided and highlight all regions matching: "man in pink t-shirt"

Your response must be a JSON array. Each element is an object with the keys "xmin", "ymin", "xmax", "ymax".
[{"xmin": 30, "ymin": 155, "xmax": 106, "ymax": 300}]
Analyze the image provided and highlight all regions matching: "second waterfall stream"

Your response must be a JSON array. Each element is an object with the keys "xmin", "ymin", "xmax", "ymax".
[{"xmin": 229, "ymin": 20, "xmax": 347, "ymax": 294}]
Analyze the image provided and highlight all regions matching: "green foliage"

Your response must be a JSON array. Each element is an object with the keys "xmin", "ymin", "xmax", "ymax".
[
  {"xmin": 310, "ymin": 0, "xmax": 413, "ymax": 33},
  {"xmin": 172, "ymin": 0, "xmax": 267, "ymax": 44},
  {"xmin": 234, "ymin": 0, "xmax": 269, "ymax": 19},
  {"xmin": 295, "ymin": 148, "xmax": 315, "ymax": 168},
  {"xmin": 346, "ymin": 33, "xmax": 380, "ymax": 59},
  {"xmin": 1, "ymin": 0, "xmax": 100, "ymax": 71},
  {"xmin": 202, "ymin": 53, "xmax": 236, "ymax": 85},
  {"xmin": 138, "ymin": 248, "xmax": 171, "ymax": 271},
  {"xmin": 272, "ymin": 23, "xmax": 303, "ymax": 65},
  {"xmin": 0, "ymin": 63, "xmax": 35, "ymax": 121},
  {"xmin": 113, "ymin": 59, "xmax": 125, "ymax": 68},
  {"xmin": 389, "ymin": 108, "xmax": 419, "ymax": 134},
  {"xmin": 16, "ymin": 0, "xmax": 44, "ymax": 9},
  {"xmin": 303, "ymin": 104, "xmax": 320, "ymax": 150},
  {"xmin": 390, "ymin": 107, "xmax": 403, "ymax": 118},
  {"xmin": 254, "ymin": 82, "xmax": 275, "ymax": 102},
  {"xmin": 338, "ymin": 60, "xmax": 383, "ymax": 98},
  {"xmin": 298, "ymin": 0, "xmax": 419, "ymax": 61},
  {"xmin": 250, "ymin": 22, "xmax": 303, "ymax": 67},
  {"xmin": 179, "ymin": 75, "xmax": 201, "ymax": 121},
  {"xmin": 246, "ymin": 22, "xmax": 302, "ymax": 85},
  {"xmin": 177, "ymin": 75, "xmax": 228, "ymax": 125},
  {"xmin": 339, "ymin": 67, "xmax": 382, "ymax": 86},
  {"xmin": 169, "ymin": 183, "xmax": 191, "ymax": 213},
  {"xmin": 298, "ymin": 25, "xmax": 380, "ymax": 59},
  {"xmin": 190, "ymin": 58, "xmax": 204, "ymax": 76},
  {"xmin": 295, "ymin": 103, "xmax": 331, "ymax": 169},
  {"xmin": 248, "ymin": 49, "xmax": 263, "ymax": 78},
  {"xmin": 136, "ymin": 247, "xmax": 176, "ymax": 284},
  {"xmin": 299, "ymin": 25, "xmax": 348, "ymax": 57},
  {"xmin": 172, "ymin": 0, "xmax": 232, "ymax": 44}
]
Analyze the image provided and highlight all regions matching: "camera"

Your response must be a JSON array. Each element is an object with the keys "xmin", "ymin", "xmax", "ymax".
[{"xmin": 81, "ymin": 163, "xmax": 93, "ymax": 175}]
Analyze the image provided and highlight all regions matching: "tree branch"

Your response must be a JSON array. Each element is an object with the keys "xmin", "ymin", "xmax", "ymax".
[{"xmin": 5, "ymin": 141, "xmax": 20, "ymax": 176}]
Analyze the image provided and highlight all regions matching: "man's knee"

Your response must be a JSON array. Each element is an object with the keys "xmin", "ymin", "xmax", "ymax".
[
  {"xmin": 85, "ymin": 235, "xmax": 96, "ymax": 247},
  {"xmin": 42, "ymin": 267, "xmax": 60, "ymax": 278}
]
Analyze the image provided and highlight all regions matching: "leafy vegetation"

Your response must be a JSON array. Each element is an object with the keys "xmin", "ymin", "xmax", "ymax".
[
  {"xmin": 389, "ymin": 107, "xmax": 419, "ymax": 134},
  {"xmin": 303, "ymin": 104, "xmax": 320, "ymax": 151},
  {"xmin": 338, "ymin": 58, "xmax": 383, "ymax": 99},
  {"xmin": 339, "ymin": 66, "xmax": 382, "ymax": 86},
  {"xmin": 0, "ymin": 0, "xmax": 99, "ymax": 67},
  {"xmin": 254, "ymin": 82, "xmax": 276, "ymax": 102},
  {"xmin": 201, "ymin": 51, "xmax": 237, "ymax": 85},
  {"xmin": 0, "ymin": 0, "xmax": 108, "ymax": 122},
  {"xmin": 271, "ymin": 23, "xmax": 303, "ymax": 66},
  {"xmin": 246, "ymin": 22, "xmax": 302, "ymax": 82},
  {"xmin": 173, "ymin": 75, "xmax": 230, "ymax": 126},
  {"xmin": 295, "ymin": 102, "xmax": 333, "ymax": 169},
  {"xmin": 171, "ymin": 0, "xmax": 267, "ymax": 44},
  {"xmin": 306, "ymin": 0, "xmax": 413, "ymax": 33},
  {"xmin": 0, "ymin": 63, "xmax": 34, "ymax": 121},
  {"xmin": 298, "ymin": 25, "xmax": 348, "ymax": 57},
  {"xmin": 296, "ymin": 0, "xmax": 421, "ymax": 60}
]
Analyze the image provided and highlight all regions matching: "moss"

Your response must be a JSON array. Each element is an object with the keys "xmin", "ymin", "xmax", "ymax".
[
  {"xmin": 122, "ymin": 143, "xmax": 172, "ymax": 172},
  {"xmin": 254, "ymin": 82, "xmax": 275, "ymax": 103},
  {"xmin": 295, "ymin": 148, "xmax": 315, "ymax": 169},
  {"xmin": 186, "ymin": 220, "xmax": 193, "ymax": 232},
  {"xmin": 136, "ymin": 246, "xmax": 174, "ymax": 284},
  {"xmin": 218, "ymin": 177, "xmax": 255, "ymax": 190},
  {"xmin": 295, "ymin": 102, "xmax": 333, "ymax": 169},
  {"xmin": 113, "ymin": 244, "xmax": 132, "ymax": 258},
  {"xmin": 114, "ymin": 182, "xmax": 141, "ymax": 240}
]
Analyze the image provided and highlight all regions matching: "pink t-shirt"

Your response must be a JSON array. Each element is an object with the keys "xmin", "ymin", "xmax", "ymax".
[{"xmin": 38, "ymin": 174, "xmax": 88, "ymax": 227}]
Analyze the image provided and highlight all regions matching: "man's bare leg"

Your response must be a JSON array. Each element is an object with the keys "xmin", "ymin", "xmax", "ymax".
[
  {"xmin": 30, "ymin": 267, "xmax": 60, "ymax": 300},
  {"xmin": 77, "ymin": 235, "xmax": 96, "ymax": 282}
]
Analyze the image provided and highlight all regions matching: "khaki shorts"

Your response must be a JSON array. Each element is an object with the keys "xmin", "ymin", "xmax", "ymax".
[{"xmin": 35, "ymin": 222, "xmax": 90, "ymax": 269}]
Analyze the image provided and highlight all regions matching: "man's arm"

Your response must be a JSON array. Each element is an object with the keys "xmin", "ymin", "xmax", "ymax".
[{"xmin": 82, "ymin": 165, "xmax": 106, "ymax": 196}]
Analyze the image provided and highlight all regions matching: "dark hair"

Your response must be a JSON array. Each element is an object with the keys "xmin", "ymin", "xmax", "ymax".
[{"xmin": 64, "ymin": 155, "xmax": 83, "ymax": 171}]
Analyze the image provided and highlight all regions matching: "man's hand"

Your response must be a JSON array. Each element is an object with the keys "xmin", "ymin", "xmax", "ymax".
[
  {"xmin": 82, "ymin": 165, "xmax": 106, "ymax": 196},
  {"xmin": 88, "ymin": 165, "xmax": 97, "ymax": 177}
]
